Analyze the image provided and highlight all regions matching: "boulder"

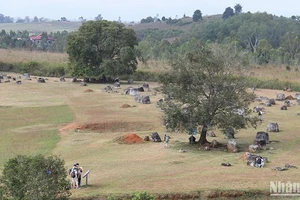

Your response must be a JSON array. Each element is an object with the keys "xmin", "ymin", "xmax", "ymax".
[
  {"xmin": 295, "ymin": 93, "xmax": 300, "ymax": 100},
  {"xmin": 83, "ymin": 78, "xmax": 90, "ymax": 83},
  {"xmin": 223, "ymin": 127, "xmax": 235, "ymax": 139},
  {"xmin": 141, "ymin": 96, "xmax": 150, "ymax": 104},
  {"xmin": 150, "ymin": 132, "xmax": 161, "ymax": 142},
  {"xmin": 255, "ymin": 131, "xmax": 270, "ymax": 144},
  {"xmin": 143, "ymin": 83, "xmax": 150, "ymax": 91},
  {"xmin": 137, "ymin": 86, "xmax": 144, "ymax": 92},
  {"xmin": 284, "ymin": 100, "xmax": 291, "ymax": 107},
  {"xmin": 264, "ymin": 101, "xmax": 272, "ymax": 107},
  {"xmin": 227, "ymin": 139, "xmax": 238, "ymax": 153},
  {"xmin": 23, "ymin": 73, "xmax": 30, "ymax": 80},
  {"xmin": 267, "ymin": 123, "xmax": 279, "ymax": 132},
  {"xmin": 37, "ymin": 77, "xmax": 45, "ymax": 83},
  {"xmin": 211, "ymin": 139, "xmax": 218, "ymax": 148},
  {"xmin": 276, "ymin": 93, "xmax": 285, "ymax": 101},
  {"xmin": 249, "ymin": 144, "xmax": 259, "ymax": 153},
  {"xmin": 280, "ymin": 105, "xmax": 287, "ymax": 110},
  {"xmin": 144, "ymin": 136, "xmax": 150, "ymax": 141},
  {"xmin": 60, "ymin": 76, "xmax": 66, "ymax": 82},
  {"xmin": 113, "ymin": 82, "xmax": 120, "ymax": 88},
  {"xmin": 103, "ymin": 85, "xmax": 113, "ymax": 92},
  {"xmin": 80, "ymin": 82, "xmax": 87, "ymax": 86}
]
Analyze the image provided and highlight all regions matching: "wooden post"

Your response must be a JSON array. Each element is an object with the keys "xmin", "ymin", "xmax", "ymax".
[{"xmin": 82, "ymin": 170, "xmax": 90, "ymax": 186}]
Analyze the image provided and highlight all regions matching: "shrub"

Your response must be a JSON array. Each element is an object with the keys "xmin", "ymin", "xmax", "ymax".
[
  {"xmin": 131, "ymin": 191, "xmax": 155, "ymax": 200},
  {"xmin": 0, "ymin": 154, "xmax": 71, "ymax": 199}
]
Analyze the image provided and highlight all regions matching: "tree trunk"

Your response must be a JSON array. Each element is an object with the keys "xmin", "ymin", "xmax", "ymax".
[{"xmin": 199, "ymin": 124, "xmax": 209, "ymax": 145}]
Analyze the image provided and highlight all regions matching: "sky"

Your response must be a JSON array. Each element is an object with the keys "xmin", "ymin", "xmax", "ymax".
[{"xmin": 1, "ymin": 0, "xmax": 299, "ymax": 22}]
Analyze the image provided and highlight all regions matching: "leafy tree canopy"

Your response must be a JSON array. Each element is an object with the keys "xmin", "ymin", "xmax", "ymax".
[
  {"xmin": 67, "ymin": 20, "xmax": 138, "ymax": 77},
  {"xmin": 222, "ymin": 7, "xmax": 235, "ymax": 19},
  {"xmin": 0, "ymin": 154, "xmax": 70, "ymax": 199},
  {"xmin": 192, "ymin": 9, "xmax": 203, "ymax": 22},
  {"xmin": 158, "ymin": 44, "xmax": 258, "ymax": 144},
  {"xmin": 234, "ymin": 4, "xmax": 243, "ymax": 15}
]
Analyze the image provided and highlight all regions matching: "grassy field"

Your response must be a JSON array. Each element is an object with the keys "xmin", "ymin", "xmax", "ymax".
[{"xmin": 1, "ymin": 72, "xmax": 300, "ymax": 199}]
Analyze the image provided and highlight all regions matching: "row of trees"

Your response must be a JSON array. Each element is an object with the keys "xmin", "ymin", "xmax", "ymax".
[{"xmin": 136, "ymin": 12, "xmax": 300, "ymax": 66}]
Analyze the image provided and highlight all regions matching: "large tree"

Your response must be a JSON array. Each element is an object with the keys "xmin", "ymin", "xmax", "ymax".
[
  {"xmin": 234, "ymin": 4, "xmax": 243, "ymax": 15},
  {"xmin": 192, "ymin": 9, "xmax": 203, "ymax": 22},
  {"xmin": 159, "ymin": 45, "xmax": 258, "ymax": 144},
  {"xmin": 0, "ymin": 155, "xmax": 70, "ymax": 199},
  {"xmin": 222, "ymin": 7, "xmax": 235, "ymax": 19},
  {"xmin": 67, "ymin": 20, "xmax": 138, "ymax": 77}
]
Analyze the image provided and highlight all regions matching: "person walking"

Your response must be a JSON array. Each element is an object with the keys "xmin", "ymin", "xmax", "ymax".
[
  {"xmin": 258, "ymin": 110, "xmax": 263, "ymax": 121},
  {"xmin": 70, "ymin": 164, "xmax": 78, "ymax": 189},
  {"xmin": 77, "ymin": 166, "xmax": 83, "ymax": 188},
  {"xmin": 163, "ymin": 134, "xmax": 170, "ymax": 148}
]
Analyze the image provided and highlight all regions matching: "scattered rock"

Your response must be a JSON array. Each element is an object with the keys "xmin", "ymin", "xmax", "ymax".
[
  {"xmin": 272, "ymin": 167, "xmax": 288, "ymax": 171},
  {"xmin": 285, "ymin": 164, "xmax": 297, "ymax": 169},
  {"xmin": 179, "ymin": 148, "xmax": 187, "ymax": 153},
  {"xmin": 221, "ymin": 162, "xmax": 232, "ymax": 167},
  {"xmin": 248, "ymin": 144, "xmax": 259, "ymax": 153}
]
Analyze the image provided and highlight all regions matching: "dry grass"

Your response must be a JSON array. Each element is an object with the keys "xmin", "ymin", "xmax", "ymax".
[
  {"xmin": 1, "ymin": 73, "xmax": 300, "ymax": 199},
  {"xmin": 0, "ymin": 49, "xmax": 69, "ymax": 64},
  {"xmin": 248, "ymin": 65, "xmax": 300, "ymax": 83}
]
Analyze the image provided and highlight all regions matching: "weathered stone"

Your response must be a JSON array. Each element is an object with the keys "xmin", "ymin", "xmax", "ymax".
[
  {"xmin": 150, "ymin": 132, "xmax": 161, "ymax": 142},
  {"xmin": 223, "ymin": 127, "xmax": 235, "ymax": 139},
  {"xmin": 249, "ymin": 144, "xmax": 259, "ymax": 153},
  {"xmin": 80, "ymin": 82, "xmax": 87, "ymax": 86},
  {"xmin": 227, "ymin": 139, "xmax": 238, "ymax": 153},
  {"xmin": 267, "ymin": 123, "xmax": 279, "ymax": 132},
  {"xmin": 280, "ymin": 105, "xmax": 287, "ymax": 110},
  {"xmin": 276, "ymin": 93, "xmax": 285, "ymax": 101},
  {"xmin": 206, "ymin": 131, "xmax": 216, "ymax": 137},
  {"xmin": 37, "ymin": 77, "xmax": 45, "ymax": 83},
  {"xmin": 284, "ymin": 100, "xmax": 291, "ymax": 107},
  {"xmin": 255, "ymin": 131, "xmax": 270, "ymax": 144},
  {"xmin": 211, "ymin": 139, "xmax": 218, "ymax": 148}
]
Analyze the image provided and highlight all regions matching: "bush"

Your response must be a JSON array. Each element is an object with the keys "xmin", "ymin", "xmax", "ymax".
[
  {"xmin": 131, "ymin": 191, "xmax": 155, "ymax": 200},
  {"xmin": 0, "ymin": 154, "xmax": 71, "ymax": 199}
]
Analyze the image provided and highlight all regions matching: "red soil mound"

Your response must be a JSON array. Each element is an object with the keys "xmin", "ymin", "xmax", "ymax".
[
  {"xmin": 84, "ymin": 89, "xmax": 94, "ymax": 93},
  {"xmin": 121, "ymin": 133, "xmax": 144, "ymax": 144}
]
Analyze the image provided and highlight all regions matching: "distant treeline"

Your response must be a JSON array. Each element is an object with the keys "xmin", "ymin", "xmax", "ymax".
[{"xmin": 2, "ymin": 12, "xmax": 300, "ymax": 66}]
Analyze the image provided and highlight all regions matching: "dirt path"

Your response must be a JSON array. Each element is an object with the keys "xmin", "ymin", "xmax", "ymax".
[{"xmin": 58, "ymin": 123, "xmax": 80, "ymax": 136}]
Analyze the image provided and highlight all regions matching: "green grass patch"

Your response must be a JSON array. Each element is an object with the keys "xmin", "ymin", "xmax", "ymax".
[{"xmin": 0, "ymin": 105, "xmax": 74, "ymax": 169}]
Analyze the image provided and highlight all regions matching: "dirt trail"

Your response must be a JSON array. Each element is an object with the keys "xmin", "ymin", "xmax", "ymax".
[{"xmin": 59, "ymin": 123, "xmax": 80, "ymax": 136}]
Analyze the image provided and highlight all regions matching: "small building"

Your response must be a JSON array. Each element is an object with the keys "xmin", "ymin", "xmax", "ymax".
[{"xmin": 29, "ymin": 33, "xmax": 55, "ymax": 45}]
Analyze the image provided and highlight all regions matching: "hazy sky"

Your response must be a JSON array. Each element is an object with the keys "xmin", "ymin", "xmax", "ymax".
[{"xmin": 2, "ymin": 0, "xmax": 299, "ymax": 22}]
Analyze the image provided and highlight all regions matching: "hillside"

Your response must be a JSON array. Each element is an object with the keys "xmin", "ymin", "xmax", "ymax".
[
  {"xmin": 0, "ymin": 15, "xmax": 221, "ymax": 35},
  {"xmin": 0, "ymin": 21, "xmax": 82, "ymax": 34}
]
